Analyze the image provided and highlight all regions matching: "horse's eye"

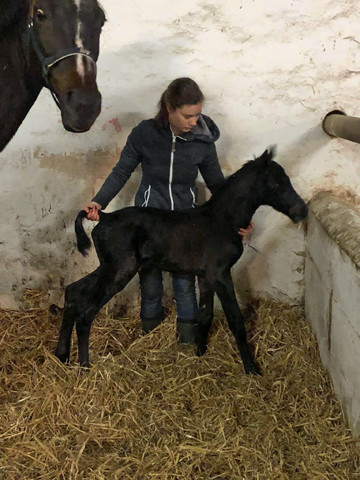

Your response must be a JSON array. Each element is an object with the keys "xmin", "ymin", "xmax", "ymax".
[{"xmin": 36, "ymin": 9, "xmax": 47, "ymax": 21}]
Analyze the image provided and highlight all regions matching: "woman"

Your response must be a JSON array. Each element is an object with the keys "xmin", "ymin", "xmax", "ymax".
[{"xmin": 85, "ymin": 77, "xmax": 253, "ymax": 342}]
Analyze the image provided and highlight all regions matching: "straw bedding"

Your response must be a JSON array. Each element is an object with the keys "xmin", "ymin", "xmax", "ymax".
[{"xmin": 0, "ymin": 290, "xmax": 359, "ymax": 479}]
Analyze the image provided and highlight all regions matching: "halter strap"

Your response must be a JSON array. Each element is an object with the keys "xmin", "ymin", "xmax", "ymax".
[
  {"xmin": 27, "ymin": 7, "xmax": 97, "ymax": 109},
  {"xmin": 29, "ymin": 0, "xmax": 36, "ymax": 22}
]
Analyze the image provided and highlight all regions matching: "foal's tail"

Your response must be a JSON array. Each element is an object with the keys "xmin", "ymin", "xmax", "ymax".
[
  {"xmin": 75, "ymin": 211, "xmax": 92, "ymax": 256},
  {"xmin": 75, "ymin": 210, "xmax": 105, "ymax": 257}
]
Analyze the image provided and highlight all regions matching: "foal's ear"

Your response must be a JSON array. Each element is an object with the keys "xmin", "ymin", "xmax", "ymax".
[{"xmin": 258, "ymin": 145, "xmax": 277, "ymax": 166}]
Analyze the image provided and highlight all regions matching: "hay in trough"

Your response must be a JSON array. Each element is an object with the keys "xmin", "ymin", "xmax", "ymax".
[{"xmin": 0, "ymin": 290, "xmax": 359, "ymax": 479}]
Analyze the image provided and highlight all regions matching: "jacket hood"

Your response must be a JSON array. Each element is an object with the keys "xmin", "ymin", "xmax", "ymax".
[
  {"xmin": 182, "ymin": 114, "xmax": 220, "ymax": 143},
  {"xmin": 156, "ymin": 114, "xmax": 220, "ymax": 143}
]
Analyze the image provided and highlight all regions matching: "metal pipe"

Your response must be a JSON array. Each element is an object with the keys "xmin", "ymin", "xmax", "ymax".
[{"xmin": 322, "ymin": 110, "xmax": 360, "ymax": 144}]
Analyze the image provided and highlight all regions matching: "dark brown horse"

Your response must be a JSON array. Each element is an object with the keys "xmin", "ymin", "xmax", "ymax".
[{"xmin": 0, "ymin": 0, "xmax": 106, "ymax": 152}]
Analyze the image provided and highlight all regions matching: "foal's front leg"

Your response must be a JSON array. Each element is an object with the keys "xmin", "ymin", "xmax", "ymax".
[
  {"xmin": 196, "ymin": 277, "xmax": 214, "ymax": 357},
  {"xmin": 214, "ymin": 270, "xmax": 260, "ymax": 375}
]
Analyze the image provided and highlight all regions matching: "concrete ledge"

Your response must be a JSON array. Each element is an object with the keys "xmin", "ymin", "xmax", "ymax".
[
  {"xmin": 305, "ymin": 191, "xmax": 360, "ymax": 436},
  {"xmin": 311, "ymin": 191, "xmax": 360, "ymax": 268}
]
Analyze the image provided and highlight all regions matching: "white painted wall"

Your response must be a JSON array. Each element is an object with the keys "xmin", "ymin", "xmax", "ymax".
[{"xmin": 1, "ymin": 0, "xmax": 360, "ymax": 308}]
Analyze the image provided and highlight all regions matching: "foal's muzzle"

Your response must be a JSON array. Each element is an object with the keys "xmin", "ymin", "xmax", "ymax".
[{"xmin": 289, "ymin": 201, "xmax": 308, "ymax": 224}]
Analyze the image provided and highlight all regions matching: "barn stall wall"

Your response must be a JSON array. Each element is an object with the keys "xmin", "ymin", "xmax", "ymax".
[
  {"xmin": 305, "ymin": 191, "xmax": 360, "ymax": 435},
  {"xmin": 1, "ymin": 0, "xmax": 360, "ymax": 309}
]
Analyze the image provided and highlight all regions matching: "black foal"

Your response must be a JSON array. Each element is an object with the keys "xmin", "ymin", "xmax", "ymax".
[{"xmin": 55, "ymin": 147, "xmax": 308, "ymax": 374}]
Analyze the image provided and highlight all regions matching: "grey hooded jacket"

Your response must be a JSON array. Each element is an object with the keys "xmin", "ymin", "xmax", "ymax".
[{"xmin": 92, "ymin": 114, "xmax": 224, "ymax": 211}]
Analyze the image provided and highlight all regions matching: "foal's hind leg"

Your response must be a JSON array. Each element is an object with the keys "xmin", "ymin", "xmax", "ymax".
[
  {"xmin": 55, "ymin": 265, "xmax": 137, "ymax": 367},
  {"xmin": 214, "ymin": 270, "xmax": 260, "ymax": 375},
  {"xmin": 76, "ymin": 267, "xmax": 138, "ymax": 367},
  {"xmin": 55, "ymin": 268, "xmax": 102, "ymax": 364},
  {"xmin": 196, "ymin": 277, "xmax": 214, "ymax": 357}
]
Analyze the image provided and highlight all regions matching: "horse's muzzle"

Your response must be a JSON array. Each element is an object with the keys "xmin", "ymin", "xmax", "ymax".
[{"xmin": 60, "ymin": 88, "xmax": 102, "ymax": 132}]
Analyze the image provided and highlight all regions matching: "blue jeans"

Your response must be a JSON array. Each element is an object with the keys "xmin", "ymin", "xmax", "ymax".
[{"xmin": 139, "ymin": 267, "xmax": 198, "ymax": 321}]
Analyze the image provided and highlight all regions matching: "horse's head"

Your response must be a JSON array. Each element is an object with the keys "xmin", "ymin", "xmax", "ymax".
[
  {"xmin": 256, "ymin": 147, "xmax": 308, "ymax": 223},
  {"xmin": 28, "ymin": 0, "xmax": 106, "ymax": 132}
]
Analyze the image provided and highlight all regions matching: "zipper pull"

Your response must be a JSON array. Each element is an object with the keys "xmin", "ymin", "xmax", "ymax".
[{"xmin": 172, "ymin": 136, "xmax": 176, "ymax": 153}]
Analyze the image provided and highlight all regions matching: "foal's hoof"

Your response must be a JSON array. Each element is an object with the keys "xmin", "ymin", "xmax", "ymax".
[
  {"xmin": 80, "ymin": 363, "xmax": 91, "ymax": 372},
  {"xmin": 245, "ymin": 362, "xmax": 262, "ymax": 376},
  {"xmin": 79, "ymin": 357, "xmax": 91, "ymax": 369},
  {"xmin": 50, "ymin": 304, "xmax": 64, "ymax": 315},
  {"xmin": 196, "ymin": 344, "xmax": 207, "ymax": 357},
  {"xmin": 54, "ymin": 350, "xmax": 69, "ymax": 364}
]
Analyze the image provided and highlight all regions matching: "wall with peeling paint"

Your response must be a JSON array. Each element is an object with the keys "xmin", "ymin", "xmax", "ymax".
[{"xmin": 1, "ymin": 0, "xmax": 360, "ymax": 309}]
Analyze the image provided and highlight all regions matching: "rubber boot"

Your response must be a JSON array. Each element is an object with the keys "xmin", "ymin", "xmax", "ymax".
[
  {"xmin": 177, "ymin": 318, "xmax": 198, "ymax": 343},
  {"xmin": 141, "ymin": 309, "xmax": 165, "ymax": 334}
]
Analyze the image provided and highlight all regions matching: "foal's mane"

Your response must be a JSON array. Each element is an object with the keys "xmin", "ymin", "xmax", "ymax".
[
  {"xmin": 206, "ymin": 147, "xmax": 277, "ymax": 206},
  {"xmin": 206, "ymin": 157, "xmax": 265, "ymax": 206}
]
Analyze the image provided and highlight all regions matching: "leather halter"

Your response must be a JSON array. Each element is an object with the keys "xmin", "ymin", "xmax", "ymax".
[{"xmin": 27, "ymin": 1, "xmax": 97, "ymax": 109}]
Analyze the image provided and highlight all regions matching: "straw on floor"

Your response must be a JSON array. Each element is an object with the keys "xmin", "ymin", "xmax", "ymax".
[{"xmin": 0, "ymin": 289, "xmax": 359, "ymax": 479}]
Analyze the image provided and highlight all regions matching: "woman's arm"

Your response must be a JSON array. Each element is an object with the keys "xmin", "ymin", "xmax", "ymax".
[
  {"xmin": 91, "ymin": 124, "xmax": 143, "ymax": 211},
  {"xmin": 198, "ymin": 143, "xmax": 225, "ymax": 193},
  {"xmin": 84, "ymin": 124, "xmax": 143, "ymax": 221}
]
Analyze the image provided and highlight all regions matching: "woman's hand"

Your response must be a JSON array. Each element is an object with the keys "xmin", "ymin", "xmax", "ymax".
[
  {"xmin": 238, "ymin": 221, "xmax": 254, "ymax": 239},
  {"xmin": 85, "ymin": 201, "xmax": 102, "ymax": 221}
]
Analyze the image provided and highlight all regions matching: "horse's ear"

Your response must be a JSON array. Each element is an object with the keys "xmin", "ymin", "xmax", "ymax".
[{"xmin": 258, "ymin": 145, "xmax": 277, "ymax": 166}]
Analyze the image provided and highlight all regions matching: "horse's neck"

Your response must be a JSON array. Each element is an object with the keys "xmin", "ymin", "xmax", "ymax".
[
  {"xmin": 0, "ymin": 30, "xmax": 43, "ymax": 152},
  {"xmin": 207, "ymin": 170, "xmax": 261, "ymax": 232}
]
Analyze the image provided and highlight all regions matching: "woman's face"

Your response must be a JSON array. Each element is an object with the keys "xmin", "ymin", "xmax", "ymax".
[{"xmin": 167, "ymin": 103, "xmax": 203, "ymax": 135}]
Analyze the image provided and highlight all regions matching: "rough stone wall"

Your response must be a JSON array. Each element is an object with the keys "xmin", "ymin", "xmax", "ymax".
[{"xmin": 2, "ymin": 0, "xmax": 360, "ymax": 308}]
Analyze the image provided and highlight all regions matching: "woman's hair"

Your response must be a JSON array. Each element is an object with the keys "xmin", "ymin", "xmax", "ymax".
[{"xmin": 155, "ymin": 77, "xmax": 205, "ymax": 126}]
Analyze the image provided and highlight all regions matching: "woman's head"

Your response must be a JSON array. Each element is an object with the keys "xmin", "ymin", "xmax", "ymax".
[{"xmin": 155, "ymin": 77, "xmax": 205, "ymax": 133}]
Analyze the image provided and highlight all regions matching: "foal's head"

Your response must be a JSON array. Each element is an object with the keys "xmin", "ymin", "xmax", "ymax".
[
  {"xmin": 29, "ymin": 0, "xmax": 105, "ymax": 132},
  {"xmin": 256, "ymin": 147, "xmax": 308, "ymax": 223}
]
